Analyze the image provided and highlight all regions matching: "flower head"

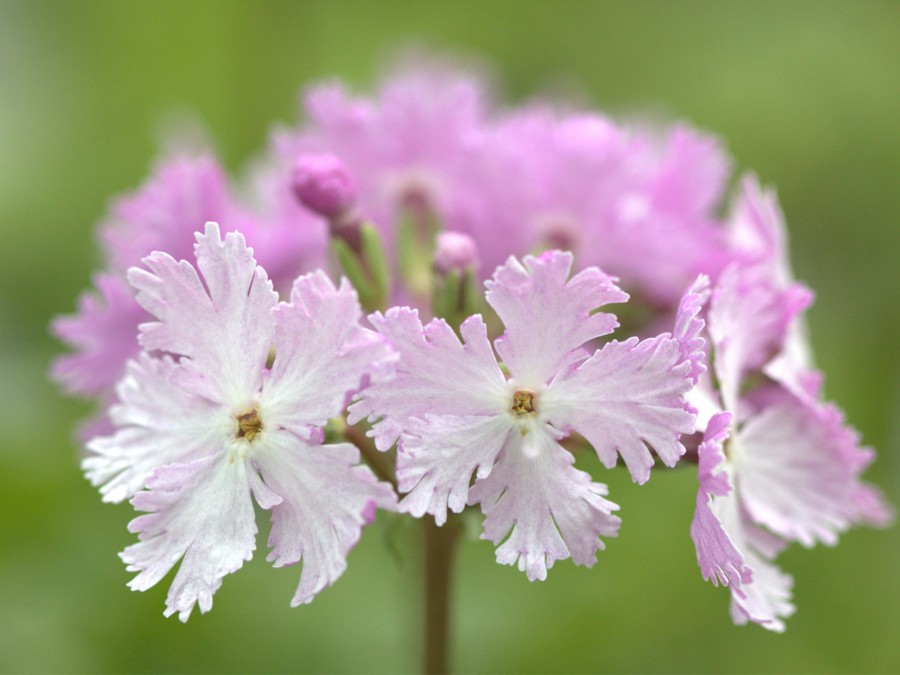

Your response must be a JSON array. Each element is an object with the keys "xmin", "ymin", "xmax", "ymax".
[
  {"xmin": 84, "ymin": 223, "xmax": 395, "ymax": 619},
  {"xmin": 352, "ymin": 250, "xmax": 700, "ymax": 579}
]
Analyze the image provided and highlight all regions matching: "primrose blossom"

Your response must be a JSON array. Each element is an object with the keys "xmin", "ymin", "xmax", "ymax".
[
  {"xmin": 352, "ymin": 250, "xmax": 703, "ymax": 579},
  {"xmin": 84, "ymin": 223, "xmax": 395, "ymax": 620},
  {"xmin": 688, "ymin": 179, "xmax": 891, "ymax": 631}
]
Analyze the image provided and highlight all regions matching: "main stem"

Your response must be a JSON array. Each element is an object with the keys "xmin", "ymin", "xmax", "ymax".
[{"xmin": 423, "ymin": 517, "xmax": 461, "ymax": 674}]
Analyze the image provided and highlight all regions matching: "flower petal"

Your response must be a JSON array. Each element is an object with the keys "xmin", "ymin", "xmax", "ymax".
[
  {"xmin": 543, "ymin": 335, "xmax": 695, "ymax": 483},
  {"xmin": 349, "ymin": 309, "xmax": 507, "ymax": 450},
  {"xmin": 690, "ymin": 412, "xmax": 752, "ymax": 588},
  {"xmin": 708, "ymin": 265, "xmax": 812, "ymax": 411},
  {"xmin": 121, "ymin": 452, "xmax": 271, "ymax": 622},
  {"xmin": 253, "ymin": 432, "xmax": 396, "ymax": 606},
  {"xmin": 83, "ymin": 354, "xmax": 232, "ymax": 503},
  {"xmin": 467, "ymin": 426, "xmax": 620, "ymax": 581},
  {"xmin": 262, "ymin": 272, "xmax": 392, "ymax": 435},
  {"xmin": 673, "ymin": 274, "xmax": 710, "ymax": 386},
  {"xmin": 727, "ymin": 174, "xmax": 793, "ymax": 286},
  {"xmin": 735, "ymin": 393, "xmax": 883, "ymax": 547},
  {"xmin": 127, "ymin": 222, "xmax": 277, "ymax": 407},
  {"xmin": 485, "ymin": 251, "xmax": 627, "ymax": 386},
  {"xmin": 397, "ymin": 414, "xmax": 512, "ymax": 525},
  {"xmin": 721, "ymin": 498, "xmax": 795, "ymax": 632},
  {"xmin": 50, "ymin": 273, "xmax": 145, "ymax": 397},
  {"xmin": 101, "ymin": 153, "xmax": 252, "ymax": 273}
]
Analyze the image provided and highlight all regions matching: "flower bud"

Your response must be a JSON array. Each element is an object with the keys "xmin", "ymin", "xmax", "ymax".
[
  {"xmin": 291, "ymin": 153, "xmax": 356, "ymax": 219},
  {"xmin": 433, "ymin": 231, "xmax": 479, "ymax": 276},
  {"xmin": 431, "ymin": 231, "xmax": 482, "ymax": 328}
]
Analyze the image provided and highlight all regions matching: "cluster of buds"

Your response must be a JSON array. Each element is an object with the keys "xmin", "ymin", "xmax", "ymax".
[{"xmin": 52, "ymin": 61, "xmax": 890, "ymax": 628}]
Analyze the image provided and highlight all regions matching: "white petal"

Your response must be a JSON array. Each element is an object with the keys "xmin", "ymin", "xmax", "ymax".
[
  {"xmin": 349, "ymin": 309, "xmax": 508, "ymax": 450},
  {"xmin": 254, "ymin": 431, "xmax": 396, "ymax": 606},
  {"xmin": 468, "ymin": 426, "xmax": 620, "ymax": 581},
  {"xmin": 121, "ymin": 452, "xmax": 267, "ymax": 622},
  {"xmin": 735, "ymin": 395, "xmax": 870, "ymax": 547},
  {"xmin": 262, "ymin": 272, "xmax": 392, "ymax": 434},
  {"xmin": 717, "ymin": 496, "xmax": 795, "ymax": 632},
  {"xmin": 397, "ymin": 414, "xmax": 512, "ymax": 525},
  {"xmin": 83, "ymin": 354, "xmax": 232, "ymax": 503},
  {"xmin": 127, "ymin": 222, "xmax": 277, "ymax": 407},
  {"xmin": 543, "ymin": 335, "xmax": 695, "ymax": 483},
  {"xmin": 485, "ymin": 251, "xmax": 627, "ymax": 386}
]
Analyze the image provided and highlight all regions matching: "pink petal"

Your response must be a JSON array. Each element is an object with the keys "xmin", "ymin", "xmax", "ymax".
[
  {"xmin": 735, "ymin": 393, "xmax": 887, "ymax": 547},
  {"xmin": 253, "ymin": 432, "xmax": 396, "ymax": 606},
  {"xmin": 101, "ymin": 153, "xmax": 252, "ymax": 273},
  {"xmin": 727, "ymin": 174, "xmax": 793, "ymax": 287},
  {"xmin": 708, "ymin": 265, "xmax": 812, "ymax": 411},
  {"xmin": 467, "ymin": 426, "xmax": 620, "ymax": 581},
  {"xmin": 673, "ymin": 274, "xmax": 710, "ymax": 386},
  {"xmin": 690, "ymin": 412, "xmax": 752, "ymax": 588},
  {"xmin": 723, "ymin": 501, "xmax": 796, "ymax": 632},
  {"xmin": 50, "ymin": 273, "xmax": 145, "ymax": 397},
  {"xmin": 128, "ymin": 223, "xmax": 278, "ymax": 408},
  {"xmin": 349, "ymin": 310, "xmax": 508, "ymax": 450},
  {"xmin": 397, "ymin": 414, "xmax": 512, "ymax": 525},
  {"xmin": 262, "ymin": 272, "xmax": 392, "ymax": 435},
  {"xmin": 850, "ymin": 483, "xmax": 894, "ymax": 528},
  {"xmin": 485, "ymin": 251, "xmax": 627, "ymax": 386},
  {"xmin": 542, "ymin": 334, "xmax": 695, "ymax": 484},
  {"xmin": 122, "ymin": 453, "xmax": 273, "ymax": 622},
  {"xmin": 83, "ymin": 354, "xmax": 232, "ymax": 503}
]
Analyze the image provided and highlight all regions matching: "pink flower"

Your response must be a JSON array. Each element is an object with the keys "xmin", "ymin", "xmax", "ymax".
[
  {"xmin": 274, "ymin": 63, "xmax": 492, "ymax": 252},
  {"xmin": 351, "ymin": 250, "xmax": 701, "ymax": 580},
  {"xmin": 84, "ymin": 223, "xmax": 395, "ymax": 620},
  {"xmin": 100, "ymin": 153, "xmax": 255, "ymax": 273},
  {"xmin": 692, "ymin": 411, "xmax": 795, "ymax": 632},
  {"xmin": 461, "ymin": 108, "xmax": 732, "ymax": 299},
  {"xmin": 688, "ymin": 256, "xmax": 891, "ymax": 631}
]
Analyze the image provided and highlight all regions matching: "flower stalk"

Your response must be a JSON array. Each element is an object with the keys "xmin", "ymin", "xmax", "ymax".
[{"xmin": 424, "ymin": 516, "xmax": 461, "ymax": 675}]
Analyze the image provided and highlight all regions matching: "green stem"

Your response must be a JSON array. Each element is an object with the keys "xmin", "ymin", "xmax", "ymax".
[
  {"xmin": 343, "ymin": 424, "xmax": 396, "ymax": 487},
  {"xmin": 423, "ymin": 517, "xmax": 461, "ymax": 675}
]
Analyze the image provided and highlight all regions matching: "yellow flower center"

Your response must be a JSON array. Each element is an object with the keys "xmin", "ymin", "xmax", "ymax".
[
  {"xmin": 511, "ymin": 389, "xmax": 536, "ymax": 416},
  {"xmin": 235, "ymin": 409, "xmax": 263, "ymax": 442}
]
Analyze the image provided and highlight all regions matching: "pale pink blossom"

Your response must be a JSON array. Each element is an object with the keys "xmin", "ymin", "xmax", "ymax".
[
  {"xmin": 352, "ymin": 250, "xmax": 701, "ymax": 579},
  {"xmin": 85, "ymin": 223, "xmax": 395, "ymax": 620},
  {"xmin": 688, "ymin": 259, "xmax": 891, "ymax": 631}
]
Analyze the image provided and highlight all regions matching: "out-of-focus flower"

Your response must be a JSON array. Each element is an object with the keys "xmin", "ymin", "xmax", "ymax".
[{"xmin": 467, "ymin": 110, "xmax": 732, "ymax": 300}]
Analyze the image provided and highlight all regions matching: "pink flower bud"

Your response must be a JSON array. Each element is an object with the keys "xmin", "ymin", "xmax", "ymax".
[
  {"xmin": 291, "ymin": 153, "xmax": 356, "ymax": 219},
  {"xmin": 433, "ymin": 231, "xmax": 480, "ymax": 275}
]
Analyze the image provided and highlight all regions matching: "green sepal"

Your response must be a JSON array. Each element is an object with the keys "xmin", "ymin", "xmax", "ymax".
[
  {"xmin": 431, "ymin": 268, "xmax": 461, "ymax": 321},
  {"xmin": 331, "ymin": 237, "xmax": 378, "ymax": 311},
  {"xmin": 460, "ymin": 267, "xmax": 481, "ymax": 318},
  {"xmin": 359, "ymin": 222, "xmax": 391, "ymax": 310},
  {"xmin": 322, "ymin": 416, "xmax": 348, "ymax": 444},
  {"xmin": 396, "ymin": 207, "xmax": 437, "ymax": 299},
  {"xmin": 431, "ymin": 266, "xmax": 482, "ymax": 334}
]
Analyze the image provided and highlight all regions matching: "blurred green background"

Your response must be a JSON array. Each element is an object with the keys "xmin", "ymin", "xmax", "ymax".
[{"xmin": 1, "ymin": 1, "xmax": 897, "ymax": 672}]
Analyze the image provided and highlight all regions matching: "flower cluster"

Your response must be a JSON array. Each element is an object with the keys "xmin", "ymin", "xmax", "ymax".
[{"xmin": 53, "ymin": 60, "xmax": 889, "ymax": 627}]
